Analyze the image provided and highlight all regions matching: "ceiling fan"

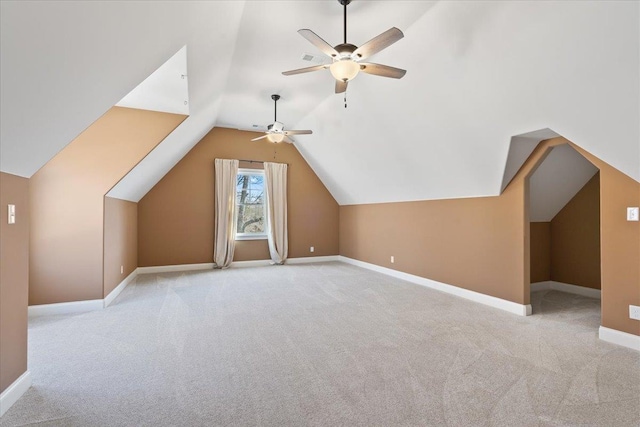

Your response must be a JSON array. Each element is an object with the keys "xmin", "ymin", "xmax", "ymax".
[
  {"xmin": 282, "ymin": 0, "xmax": 406, "ymax": 94},
  {"xmin": 250, "ymin": 94, "xmax": 313, "ymax": 144}
]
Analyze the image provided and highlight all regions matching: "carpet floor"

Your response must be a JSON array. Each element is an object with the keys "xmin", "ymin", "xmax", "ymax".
[{"xmin": 2, "ymin": 262, "xmax": 639, "ymax": 426}]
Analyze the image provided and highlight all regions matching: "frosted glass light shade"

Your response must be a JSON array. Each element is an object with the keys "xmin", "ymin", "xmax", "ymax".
[
  {"xmin": 267, "ymin": 133, "xmax": 285, "ymax": 143},
  {"xmin": 330, "ymin": 59, "xmax": 360, "ymax": 82}
]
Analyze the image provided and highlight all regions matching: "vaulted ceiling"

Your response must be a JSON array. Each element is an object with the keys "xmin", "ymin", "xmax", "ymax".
[{"xmin": 1, "ymin": 1, "xmax": 638, "ymax": 205}]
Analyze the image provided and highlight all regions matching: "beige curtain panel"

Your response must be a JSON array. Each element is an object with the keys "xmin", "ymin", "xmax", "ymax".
[
  {"xmin": 213, "ymin": 158, "xmax": 239, "ymax": 268},
  {"xmin": 264, "ymin": 162, "xmax": 288, "ymax": 264}
]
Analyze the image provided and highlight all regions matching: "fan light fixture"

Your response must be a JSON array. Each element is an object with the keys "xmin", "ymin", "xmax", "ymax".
[
  {"xmin": 282, "ymin": 0, "xmax": 406, "ymax": 95},
  {"xmin": 330, "ymin": 58, "xmax": 360, "ymax": 82},
  {"xmin": 249, "ymin": 95, "xmax": 313, "ymax": 144},
  {"xmin": 267, "ymin": 133, "xmax": 285, "ymax": 143}
]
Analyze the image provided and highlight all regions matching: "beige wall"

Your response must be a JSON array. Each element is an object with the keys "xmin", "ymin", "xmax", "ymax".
[
  {"xmin": 104, "ymin": 197, "xmax": 138, "ymax": 297},
  {"xmin": 550, "ymin": 173, "xmax": 600, "ymax": 289},
  {"xmin": 30, "ymin": 107, "xmax": 186, "ymax": 305},
  {"xmin": 0, "ymin": 172, "xmax": 29, "ymax": 393},
  {"xmin": 530, "ymin": 222, "xmax": 551, "ymax": 283},
  {"xmin": 138, "ymin": 127, "xmax": 339, "ymax": 266},
  {"xmin": 340, "ymin": 138, "xmax": 639, "ymax": 336}
]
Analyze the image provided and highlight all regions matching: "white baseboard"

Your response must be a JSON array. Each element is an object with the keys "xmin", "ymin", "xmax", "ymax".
[
  {"xmin": 531, "ymin": 280, "xmax": 601, "ymax": 299},
  {"xmin": 0, "ymin": 370, "xmax": 31, "ymax": 417},
  {"xmin": 28, "ymin": 299, "xmax": 104, "ymax": 317},
  {"xmin": 30, "ymin": 257, "xmax": 344, "ymax": 317},
  {"xmin": 137, "ymin": 256, "xmax": 342, "ymax": 272},
  {"xmin": 104, "ymin": 269, "xmax": 138, "ymax": 307},
  {"xmin": 338, "ymin": 256, "xmax": 531, "ymax": 316},
  {"xmin": 599, "ymin": 326, "xmax": 640, "ymax": 351},
  {"xmin": 530, "ymin": 281, "xmax": 552, "ymax": 292},
  {"xmin": 137, "ymin": 263, "xmax": 214, "ymax": 274},
  {"xmin": 30, "ymin": 268, "xmax": 140, "ymax": 317},
  {"xmin": 231, "ymin": 260, "xmax": 271, "ymax": 268},
  {"xmin": 233, "ymin": 256, "xmax": 340, "ymax": 267},
  {"xmin": 287, "ymin": 255, "xmax": 340, "ymax": 264}
]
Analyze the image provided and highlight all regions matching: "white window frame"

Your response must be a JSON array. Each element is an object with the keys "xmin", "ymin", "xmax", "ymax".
[{"xmin": 235, "ymin": 168, "xmax": 268, "ymax": 241}]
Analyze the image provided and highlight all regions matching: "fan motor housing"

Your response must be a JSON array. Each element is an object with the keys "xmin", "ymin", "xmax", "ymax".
[
  {"xmin": 267, "ymin": 122, "xmax": 285, "ymax": 132},
  {"xmin": 334, "ymin": 43, "xmax": 358, "ymax": 57}
]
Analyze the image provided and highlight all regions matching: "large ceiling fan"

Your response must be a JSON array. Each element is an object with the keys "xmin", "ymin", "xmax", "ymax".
[
  {"xmin": 251, "ymin": 95, "xmax": 313, "ymax": 144},
  {"xmin": 282, "ymin": 0, "xmax": 406, "ymax": 94}
]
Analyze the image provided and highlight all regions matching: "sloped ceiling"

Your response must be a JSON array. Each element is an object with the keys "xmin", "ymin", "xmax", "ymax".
[
  {"xmin": 2, "ymin": 1, "xmax": 639, "ymax": 206},
  {"xmin": 109, "ymin": 0, "xmax": 435, "ymax": 201},
  {"xmin": 0, "ymin": 1, "xmax": 244, "ymax": 177},
  {"xmin": 291, "ymin": 0, "xmax": 639, "ymax": 204},
  {"xmin": 529, "ymin": 144, "xmax": 599, "ymax": 222}
]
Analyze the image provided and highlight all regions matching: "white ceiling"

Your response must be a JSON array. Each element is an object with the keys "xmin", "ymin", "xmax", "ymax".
[
  {"xmin": 529, "ymin": 144, "xmax": 599, "ymax": 222},
  {"xmin": 2, "ymin": 1, "xmax": 639, "ymax": 206}
]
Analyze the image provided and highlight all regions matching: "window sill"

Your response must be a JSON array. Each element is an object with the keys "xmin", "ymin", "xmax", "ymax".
[{"xmin": 236, "ymin": 234, "xmax": 268, "ymax": 241}]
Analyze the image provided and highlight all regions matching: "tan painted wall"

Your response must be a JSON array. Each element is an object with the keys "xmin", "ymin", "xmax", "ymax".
[
  {"xmin": 550, "ymin": 173, "xmax": 601, "ymax": 289},
  {"xmin": 530, "ymin": 222, "xmax": 551, "ymax": 283},
  {"xmin": 138, "ymin": 127, "xmax": 339, "ymax": 266},
  {"xmin": 104, "ymin": 197, "xmax": 138, "ymax": 298},
  {"xmin": 30, "ymin": 107, "xmax": 186, "ymax": 305},
  {"xmin": 340, "ymin": 185, "xmax": 530, "ymax": 304},
  {"xmin": 571, "ymin": 145, "xmax": 639, "ymax": 336},
  {"xmin": 0, "ymin": 172, "xmax": 29, "ymax": 393}
]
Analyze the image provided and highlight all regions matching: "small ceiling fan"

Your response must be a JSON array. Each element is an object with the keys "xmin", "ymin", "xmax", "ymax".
[
  {"xmin": 251, "ymin": 94, "xmax": 313, "ymax": 144},
  {"xmin": 282, "ymin": 0, "xmax": 406, "ymax": 94}
]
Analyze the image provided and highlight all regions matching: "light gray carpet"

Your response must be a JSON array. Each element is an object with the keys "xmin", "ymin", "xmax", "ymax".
[{"xmin": 2, "ymin": 262, "xmax": 639, "ymax": 426}]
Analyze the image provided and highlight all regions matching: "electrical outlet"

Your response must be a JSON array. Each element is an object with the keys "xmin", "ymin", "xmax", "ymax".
[
  {"xmin": 310, "ymin": 246, "xmax": 314, "ymax": 253},
  {"xmin": 630, "ymin": 305, "xmax": 640, "ymax": 321},
  {"xmin": 120, "ymin": 265, "xmax": 124, "ymax": 274},
  {"xmin": 390, "ymin": 256, "xmax": 395, "ymax": 263}
]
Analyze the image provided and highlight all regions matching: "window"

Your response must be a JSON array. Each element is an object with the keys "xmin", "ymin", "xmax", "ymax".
[{"xmin": 235, "ymin": 169, "xmax": 267, "ymax": 240}]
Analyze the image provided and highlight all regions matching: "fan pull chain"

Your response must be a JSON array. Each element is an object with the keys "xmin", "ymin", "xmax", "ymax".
[{"xmin": 344, "ymin": 88, "xmax": 347, "ymax": 109}]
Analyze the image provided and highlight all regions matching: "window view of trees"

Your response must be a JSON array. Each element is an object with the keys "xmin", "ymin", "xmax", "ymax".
[{"xmin": 236, "ymin": 173, "xmax": 265, "ymax": 234}]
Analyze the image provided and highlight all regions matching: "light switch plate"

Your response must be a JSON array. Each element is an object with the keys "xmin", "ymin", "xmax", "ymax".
[
  {"xmin": 630, "ymin": 305, "xmax": 640, "ymax": 321},
  {"xmin": 627, "ymin": 207, "xmax": 639, "ymax": 221},
  {"xmin": 8, "ymin": 204, "xmax": 15, "ymax": 224}
]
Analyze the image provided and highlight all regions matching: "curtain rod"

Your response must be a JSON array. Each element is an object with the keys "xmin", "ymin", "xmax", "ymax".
[{"xmin": 238, "ymin": 159, "xmax": 289, "ymax": 165}]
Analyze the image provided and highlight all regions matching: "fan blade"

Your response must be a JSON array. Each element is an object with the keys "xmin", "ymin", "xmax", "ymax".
[
  {"xmin": 352, "ymin": 27, "xmax": 404, "ymax": 60},
  {"xmin": 359, "ymin": 63, "xmax": 406, "ymax": 79},
  {"xmin": 284, "ymin": 130, "xmax": 312, "ymax": 135},
  {"xmin": 335, "ymin": 80, "xmax": 348, "ymax": 94},
  {"xmin": 283, "ymin": 136, "xmax": 295, "ymax": 144},
  {"xmin": 237, "ymin": 128, "xmax": 265, "ymax": 133},
  {"xmin": 298, "ymin": 29, "xmax": 339, "ymax": 58},
  {"xmin": 251, "ymin": 134, "xmax": 269, "ymax": 142},
  {"xmin": 282, "ymin": 64, "xmax": 328, "ymax": 76}
]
